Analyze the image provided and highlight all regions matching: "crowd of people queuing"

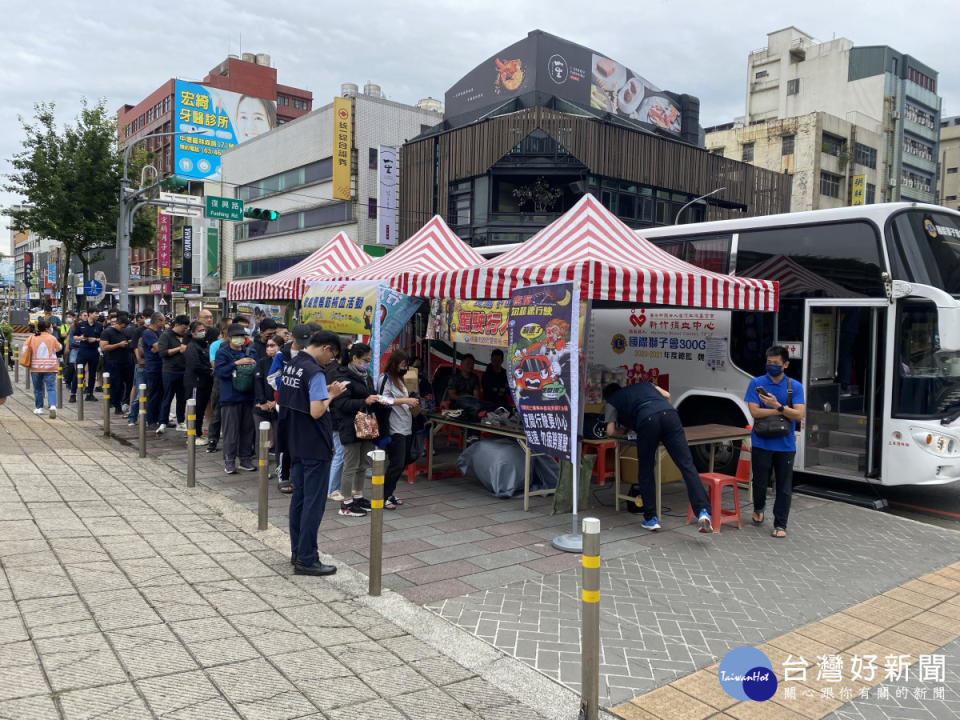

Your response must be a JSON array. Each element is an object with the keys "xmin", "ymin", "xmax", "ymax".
[{"xmin": 4, "ymin": 306, "xmax": 425, "ymax": 577}]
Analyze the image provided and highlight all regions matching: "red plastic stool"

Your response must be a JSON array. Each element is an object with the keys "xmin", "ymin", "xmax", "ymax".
[
  {"xmin": 686, "ymin": 472, "xmax": 742, "ymax": 533},
  {"xmin": 584, "ymin": 440, "xmax": 617, "ymax": 485}
]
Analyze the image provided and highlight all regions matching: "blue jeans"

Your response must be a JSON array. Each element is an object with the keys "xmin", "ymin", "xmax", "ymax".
[
  {"xmin": 289, "ymin": 457, "xmax": 332, "ymax": 567},
  {"xmin": 128, "ymin": 367, "xmax": 146, "ymax": 422},
  {"xmin": 32, "ymin": 372, "xmax": 56, "ymax": 409},
  {"xmin": 632, "ymin": 409, "xmax": 710, "ymax": 521},
  {"xmin": 328, "ymin": 432, "xmax": 345, "ymax": 494},
  {"xmin": 751, "ymin": 447, "xmax": 795, "ymax": 529}
]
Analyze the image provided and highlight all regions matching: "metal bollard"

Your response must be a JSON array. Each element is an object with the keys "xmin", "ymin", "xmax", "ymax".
[
  {"xmin": 138, "ymin": 383, "xmax": 147, "ymax": 458},
  {"xmin": 580, "ymin": 517, "xmax": 601, "ymax": 720},
  {"xmin": 77, "ymin": 364, "xmax": 84, "ymax": 421},
  {"xmin": 186, "ymin": 398, "xmax": 196, "ymax": 488},
  {"xmin": 14, "ymin": 346, "xmax": 19, "ymax": 383},
  {"xmin": 368, "ymin": 449, "xmax": 386, "ymax": 597},
  {"xmin": 102, "ymin": 371, "xmax": 111, "ymax": 437},
  {"xmin": 257, "ymin": 421, "xmax": 270, "ymax": 531},
  {"xmin": 56, "ymin": 361, "xmax": 63, "ymax": 409}
]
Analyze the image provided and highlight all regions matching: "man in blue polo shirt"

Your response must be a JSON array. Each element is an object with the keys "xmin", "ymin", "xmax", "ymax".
[{"xmin": 745, "ymin": 345, "xmax": 806, "ymax": 539}]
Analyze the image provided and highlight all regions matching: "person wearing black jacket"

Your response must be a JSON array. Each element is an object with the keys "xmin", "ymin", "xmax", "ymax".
[
  {"xmin": 330, "ymin": 343, "xmax": 380, "ymax": 518},
  {"xmin": 156, "ymin": 315, "xmax": 190, "ymax": 433},
  {"xmin": 184, "ymin": 321, "xmax": 213, "ymax": 446},
  {"xmin": 254, "ymin": 333, "xmax": 282, "ymax": 488},
  {"xmin": 99, "ymin": 312, "xmax": 135, "ymax": 417},
  {"xmin": 75, "ymin": 314, "xmax": 103, "ymax": 401}
]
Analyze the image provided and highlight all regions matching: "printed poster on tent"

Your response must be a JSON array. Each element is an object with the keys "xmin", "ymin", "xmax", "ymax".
[
  {"xmin": 301, "ymin": 281, "xmax": 379, "ymax": 335},
  {"xmin": 372, "ymin": 286, "xmax": 421, "ymax": 382},
  {"xmin": 507, "ymin": 282, "xmax": 579, "ymax": 462}
]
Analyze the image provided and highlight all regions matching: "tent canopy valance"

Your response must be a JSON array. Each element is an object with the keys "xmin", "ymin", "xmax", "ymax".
[
  {"xmin": 393, "ymin": 194, "xmax": 779, "ymax": 311},
  {"xmin": 315, "ymin": 216, "xmax": 484, "ymax": 283},
  {"xmin": 226, "ymin": 232, "xmax": 369, "ymax": 301}
]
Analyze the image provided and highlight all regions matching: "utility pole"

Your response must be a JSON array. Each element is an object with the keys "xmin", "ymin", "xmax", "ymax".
[{"xmin": 117, "ymin": 130, "xmax": 210, "ymax": 311}]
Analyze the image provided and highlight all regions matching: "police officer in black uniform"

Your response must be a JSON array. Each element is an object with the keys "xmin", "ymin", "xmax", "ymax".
[{"xmin": 278, "ymin": 330, "xmax": 345, "ymax": 576}]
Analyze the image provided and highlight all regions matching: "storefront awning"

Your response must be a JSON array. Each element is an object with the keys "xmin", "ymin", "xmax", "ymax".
[
  {"xmin": 395, "ymin": 194, "xmax": 779, "ymax": 311},
  {"xmin": 226, "ymin": 232, "xmax": 368, "ymax": 301}
]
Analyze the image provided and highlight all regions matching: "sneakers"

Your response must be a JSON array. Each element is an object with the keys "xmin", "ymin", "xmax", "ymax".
[
  {"xmin": 48, "ymin": 406, "xmax": 56, "ymax": 419},
  {"xmin": 640, "ymin": 516, "xmax": 661, "ymax": 531},
  {"xmin": 338, "ymin": 501, "xmax": 367, "ymax": 517},
  {"xmin": 194, "ymin": 437, "xmax": 209, "ymax": 446},
  {"xmin": 68, "ymin": 394, "xmax": 76, "ymax": 403},
  {"xmin": 33, "ymin": 407, "xmax": 45, "ymax": 415},
  {"xmin": 327, "ymin": 490, "xmax": 345, "ymax": 502},
  {"xmin": 205, "ymin": 441, "xmax": 219, "ymax": 453},
  {"xmin": 175, "ymin": 423, "xmax": 187, "ymax": 432},
  {"xmin": 224, "ymin": 462, "xmax": 237, "ymax": 474},
  {"xmin": 238, "ymin": 460, "xmax": 256, "ymax": 472},
  {"xmin": 155, "ymin": 424, "xmax": 165, "ymax": 435},
  {"xmin": 697, "ymin": 509, "xmax": 713, "ymax": 533},
  {"xmin": 85, "ymin": 394, "xmax": 97, "ymax": 402},
  {"xmin": 147, "ymin": 422, "xmax": 159, "ymax": 431},
  {"xmin": 127, "ymin": 420, "xmax": 137, "ymax": 427},
  {"xmin": 353, "ymin": 496, "xmax": 372, "ymax": 510},
  {"xmin": 122, "ymin": 403, "xmax": 130, "ymax": 413}
]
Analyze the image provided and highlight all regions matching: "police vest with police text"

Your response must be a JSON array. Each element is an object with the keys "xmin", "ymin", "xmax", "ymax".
[{"xmin": 277, "ymin": 352, "xmax": 333, "ymax": 460}]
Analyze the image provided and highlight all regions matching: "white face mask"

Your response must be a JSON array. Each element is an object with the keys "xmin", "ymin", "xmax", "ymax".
[{"xmin": 290, "ymin": 348, "xmax": 300, "ymax": 357}]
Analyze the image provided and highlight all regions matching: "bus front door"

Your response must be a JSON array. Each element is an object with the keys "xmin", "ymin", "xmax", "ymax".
[{"xmin": 800, "ymin": 300, "xmax": 887, "ymax": 479}]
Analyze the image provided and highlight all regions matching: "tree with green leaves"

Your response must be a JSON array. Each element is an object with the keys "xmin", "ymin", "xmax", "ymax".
[{"xmin": 5, "ymin": 99, "xmax": 155, "ymax": 310}]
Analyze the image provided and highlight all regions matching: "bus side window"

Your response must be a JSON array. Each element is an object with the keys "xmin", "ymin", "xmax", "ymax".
[{"xmin": 730, "ymin": 311, "xmax": 775, "ymax": 378}]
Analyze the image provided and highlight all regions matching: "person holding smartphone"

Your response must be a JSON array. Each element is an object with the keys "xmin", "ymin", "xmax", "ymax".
[{"xmin": 745, "ymin": 346, "xmax": 806, "ymax": 538}]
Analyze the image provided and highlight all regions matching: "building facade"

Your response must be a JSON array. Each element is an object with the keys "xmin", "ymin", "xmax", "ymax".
[
  {"xmin": 705, "ymin": 112, "xmax": 883, "ymax": 212},
  {"xmin": 220, "ymin": 86, "xmax": 442, "ymax": 288},
  {"xmin": 401, "ymin": 31, "xmax": 791, "ymax": 245},
  {"xmin": 742, "ymin": 26, "xmax": 941, "ymax": 205},
  {"xmin": 938, "ymin": 117, "xmax": 960, "ymax": 211}
]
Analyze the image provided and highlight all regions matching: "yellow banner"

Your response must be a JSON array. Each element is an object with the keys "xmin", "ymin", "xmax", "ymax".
[
  {"xmin": 851, "ymin": 174, "xmax": 866, "ymax": 206},
  {"xmin": 333, "ymin": 97, "xmax": 353, "ymax": 201},
  {"xmin": 301, "ymin": 281, "xmax": 378, "ymax": 334},
  {"xmin": 450, "ymin": 299, "xmax": 510, "ymax": 347}
]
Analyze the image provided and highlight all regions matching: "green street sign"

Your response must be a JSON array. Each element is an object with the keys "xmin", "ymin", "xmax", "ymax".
[{"xmin": 205, "ymin": 195, "xmax": 244, "ymax": 221}]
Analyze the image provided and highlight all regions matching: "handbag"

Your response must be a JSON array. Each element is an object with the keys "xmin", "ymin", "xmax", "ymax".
[
  {"xmin": 354, "ymin": 410, "xmax": 380, "ymax": 440},
  {"xmin": 753, "ymin": 379, "xmax": 793, "ymax": 438},
  {"xmin": 19, "ymin": 341, "xmax": 32, "ymax": 369},
  {"xmin": 231, "ymin": 347, "xmax": 256, "ymax": 393}
]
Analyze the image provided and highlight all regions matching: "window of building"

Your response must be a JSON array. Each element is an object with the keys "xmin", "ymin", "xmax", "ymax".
[
  {"xmin": 368, "ymin": 147, "xmax": 378, "ymax": 169},
  {"xmin": 821, "ymin": 133, "xmax": 846, "ymax": 157},
  {"xmin": 781, "ymin": 134, "xmax": 795, "ymax": 156},
  {"xmin": 367, "ymin": 198, "xmax": 377, "ymax": 219},
  {"xmin": 742, "ymin": 142, "xmax": 754, "ymax": 163},
  {"xmin": 787, "ymin": 78, "xmax": 800, "ymax": 95},
  {"xmin": 866, "ymin": 183, "xmax": 876, "ymax": 204},
  {"xmin": 947, "ymin": 195, "xmax": 958, "ymax": 202},
  {"xmin": 238, "ymin": 158, "xmax": 333, "ymax": 202},
  {"xmin": 238, "ymin": 202, "xmax": 353, "ymax": 241},
  {"xmin": 162, "ymin": 97, "xmax": 170, "ymax": 114},
  {"xmin": 820, "ymin": 171, "xmax": 842, "ymax": 198},
  {"xmin": 292, "ymin": 98, "xmax": 308, "ymax": 110},
  {"xmin": 854, "ymin": 143, "xmax": 877, "ymax": 169},
  {"xmin": 277, "ymin": 95, "xmax": 289, "ymax": 106},
  {"xmin": 755, "ymin": 70, "xmax": 769, "ymax": 79},
  {"xmin": 235, "ymin": 253, "xmax": 310, "ymax": 279},
  {"xmin": 948, "ymin": 168, "xmax": 958, "ymax": 174}
]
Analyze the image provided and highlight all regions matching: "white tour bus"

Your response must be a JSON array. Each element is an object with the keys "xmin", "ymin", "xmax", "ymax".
[{"xmin": 606, "ymin": 202, "xmax": 960, "ymax": 487}]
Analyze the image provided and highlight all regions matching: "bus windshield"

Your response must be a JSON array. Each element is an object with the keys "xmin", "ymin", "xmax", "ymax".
[
  {"xmin": 895, "ymin": 299, "xmax": 960, "ymax": 419},
  {"xmin": 889, "ymin": 210, "xmax": 960, "ymax": 295}
]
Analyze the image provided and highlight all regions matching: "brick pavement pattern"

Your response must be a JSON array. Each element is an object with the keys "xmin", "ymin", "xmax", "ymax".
[{"xmin": 0, "ymin": 388, "xmax": 560, "ymax": 719}]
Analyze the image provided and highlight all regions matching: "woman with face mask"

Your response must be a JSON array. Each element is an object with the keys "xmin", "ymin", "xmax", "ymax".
[
  {"xmin": 254, "ymin": 335, "xmax": 285, "ymax": 490},
  {"xmin": 183, "ymin": 321, "xmax": 213, "ymax": 445},
  {"xmin": 329, "ymin": 343, "xmax": 380, "ymax": 517}
]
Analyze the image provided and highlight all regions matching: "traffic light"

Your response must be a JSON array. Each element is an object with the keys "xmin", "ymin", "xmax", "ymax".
[
  {"xmin": 244, "ymin": 207, "xmax": 279, "ymax": 221},
  {"xmin": 159, "ymin": 174, "xmax": 190, "ymax": 192}
]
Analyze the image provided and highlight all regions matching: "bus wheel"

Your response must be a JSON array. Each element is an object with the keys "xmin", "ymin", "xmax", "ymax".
[{"xmin": 691, "ymin": 440, "xmax": 741, "ymax": 476}]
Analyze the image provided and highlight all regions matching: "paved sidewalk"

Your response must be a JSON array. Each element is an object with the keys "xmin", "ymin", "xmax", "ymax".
[
  {"xmin": 0, "ymin": 387, "xmax": 576, "ymax": 719},
  {"xmin": 14, "ymin": 379, "xmax": 960, "ymax": 719}
]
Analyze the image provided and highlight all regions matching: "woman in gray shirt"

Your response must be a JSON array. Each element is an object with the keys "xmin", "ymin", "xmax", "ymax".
[{"xmin": 379, "ymin": 351, "xmax": 420, "ymax": 509}]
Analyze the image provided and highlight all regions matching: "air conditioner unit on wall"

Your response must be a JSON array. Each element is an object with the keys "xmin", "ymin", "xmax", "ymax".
[
  {"xmin": 889, "ymin": 178, "xmax": 898, "ymax": 187},
  {"xmin": 891, "ymin": 111, "xmax": 901, "ymax": 119}
]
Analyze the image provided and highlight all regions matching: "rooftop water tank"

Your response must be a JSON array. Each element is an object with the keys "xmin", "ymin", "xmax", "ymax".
[
  {"xmin": 364, "ymin": 83, "xmax": 382, "ymax": 98},
  {"xmin": 341, "ymin": 83, "xmax": 359, "ymax": 98}
]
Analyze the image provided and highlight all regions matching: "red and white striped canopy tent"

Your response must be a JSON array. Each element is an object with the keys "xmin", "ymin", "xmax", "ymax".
[
  {"xmin": 395, "ymin": 194, "xmax": 779, "ymax": 311},
  {"xmin": 316, "ymin": 215, "xmax": 484, "ymax": 283},
  {"xmin": 226, "ymin": 232, "xmax": 369, "ymax": 301}
]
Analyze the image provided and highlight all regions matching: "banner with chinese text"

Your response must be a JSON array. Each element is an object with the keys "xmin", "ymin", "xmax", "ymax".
[
  {"xmin": 377, "ymin": 145, "xmax": 397, "ymax": 245},
  {"xmin": 332, "ymin": 97, "xmax": 353, "ymax": 200},
  {"xmin": 451, "ymin": 299, "xmax": 509, "ymax": 347},
  {"xmin": 157, "ymin": 210, "xmax": 172, "ymax": 293},
  {"xmin": 301, "ymin": 280, "xmax": 378, "ymax": 335},
  {"xmin": 507, "ymin": 282, "xmax": 580, "ymax": 462}
]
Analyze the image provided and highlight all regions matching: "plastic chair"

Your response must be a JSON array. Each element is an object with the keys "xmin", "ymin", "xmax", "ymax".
[
  {"xmin": 686, "ymin": 472, "xmax": 742, "ymax": 533},
  {"xmin": 584, "ymin": 440, "xmax": 617, "ymax": 485}
]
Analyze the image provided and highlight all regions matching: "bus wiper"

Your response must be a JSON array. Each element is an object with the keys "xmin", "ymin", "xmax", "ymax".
[{"xmin": 941, "ymin": 404, "xmax": 960, "ymax": 425}]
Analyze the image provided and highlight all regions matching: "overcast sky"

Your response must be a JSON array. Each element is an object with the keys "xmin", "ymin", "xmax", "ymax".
[{"xmin": 4, "ymin": 0, "xmax": 959, "ymax": 253}]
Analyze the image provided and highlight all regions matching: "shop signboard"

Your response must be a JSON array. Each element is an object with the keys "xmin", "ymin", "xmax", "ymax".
[
  {"xmin": 236, "ymin": 303, "xmax": 287, "ymax": 325},
  {"xmin": 173, "ymin": 79, "xmax": 277, "ymax": 181},
  {"xmin": 507, "ymin": 282, "xmax": 580, "ymax": 462},
  {"xmin": 377, "ymin": 145, "xmax": 397, "ymax": 245},
  {"xmin": 182, "ymin": 225, "xmax": 193, "ymax": 285},
  {"xmin": 444, "ymin": 31, "xmax": 684, "ymax": 137},
  {"xmin": 332, "ymin": 97, "xmax": 353, "ymax": 200}
]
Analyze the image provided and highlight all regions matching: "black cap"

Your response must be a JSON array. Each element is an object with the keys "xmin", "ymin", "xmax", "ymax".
[
  {"xmin": 259, "ymin": 318, "xmax": 277, "ymax": 331},
  {"xmin": 292, "ymin": 322, "xmax": 321, "ymax": 345},
  {"xmin": 227, "ymin": 323, "xmax": 247, "ymax": 337}
]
